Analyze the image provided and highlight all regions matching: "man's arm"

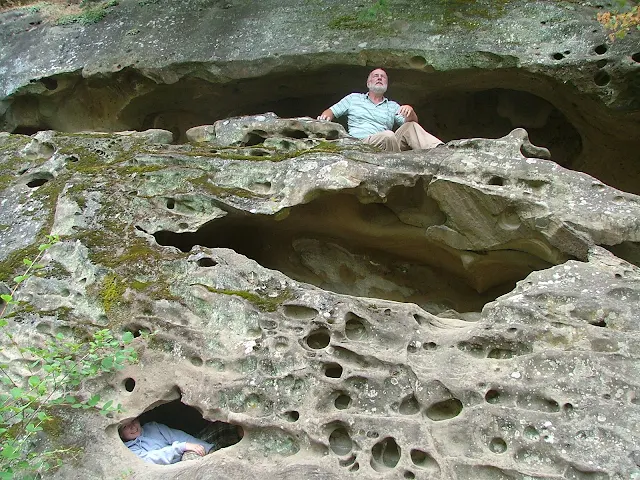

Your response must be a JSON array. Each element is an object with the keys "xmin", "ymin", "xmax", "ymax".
[
  {"xmin": 317, "ymin": 109, "xmax": 335, "ymax": 121},
  {"xmin": 398, "ymin": 105, "xmax": 418, "ymax": 123},
  {"xmin": 317, "ymin": 94, "xmax": 354, "ymax": 122},
  {"xmin": 157, "ymin": 423, "xmax": 214, "ymax": 453},
  {"xmin": 129, "ymin": 442, "xmax": 186, "ymax": 465}
]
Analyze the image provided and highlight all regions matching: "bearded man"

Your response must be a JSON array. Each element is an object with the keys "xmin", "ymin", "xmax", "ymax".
[{"xmin": 317, "ymin": 68, "xmax": 443, "ymax": 152}]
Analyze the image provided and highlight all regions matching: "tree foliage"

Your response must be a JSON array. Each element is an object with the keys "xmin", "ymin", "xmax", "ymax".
[{"xmin": 0, "ymin": 235, "xmax": 137, "ymax": 479}]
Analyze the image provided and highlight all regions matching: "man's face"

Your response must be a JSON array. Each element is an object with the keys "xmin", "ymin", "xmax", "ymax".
[
  {"xmin": 120, "ymin": 419, "xmax": 142, "ymax": 441},
  {"xmin": 367, "ymin": 69, "xmax": 388, "ymax": 94}
]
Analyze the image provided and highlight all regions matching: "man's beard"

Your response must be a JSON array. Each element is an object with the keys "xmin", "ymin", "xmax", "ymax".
[{"xmin": 368, "ymin": 84, "xmax": 387, "ymax": 95}]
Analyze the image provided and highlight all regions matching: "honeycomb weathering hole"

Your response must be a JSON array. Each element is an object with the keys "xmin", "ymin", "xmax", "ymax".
[
  {"xmin": 425, "ymin": 398, "xmax": 463, "ymax": 421},
  {"xmin": 371, "ymin": 437, "xmax": 401, "ymax": 471},
  {"xmin": 324, "ymin": 363, "xmax": 343, "ymax": 378},
  {"xmin": 306, "ymin": 329, "xmax": 330, "ymax": 349},
  {"xmin": 124, "ymin": 378, "xmax": 136, "ymax": 392},
  {"xmin": 329, "ymin": 427, "xmax": 353, "ymax": 455}
]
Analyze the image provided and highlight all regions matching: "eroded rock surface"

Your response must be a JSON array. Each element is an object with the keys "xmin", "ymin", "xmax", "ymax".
[
  {"xmin": 1, "ymin": 117, "xmax": 640, "ymax": 479},
  {"xmin": 0, "ymin": 0, "xmax": 639, "ymax": 193}
]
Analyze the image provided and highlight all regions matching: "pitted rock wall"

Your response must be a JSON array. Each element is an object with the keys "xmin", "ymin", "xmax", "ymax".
[{"xmin": 1, "ymin": 117, "xmax": 640, "ymax": 478}]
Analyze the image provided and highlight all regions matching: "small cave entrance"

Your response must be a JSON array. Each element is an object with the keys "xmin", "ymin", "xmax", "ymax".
[
  {"xmin": 136, "ymin": 399, "xmax": 243, "ymax": 451},
  {"xmin": 153, "ymin": 188, "xmax": 562, "ymax": 314}
]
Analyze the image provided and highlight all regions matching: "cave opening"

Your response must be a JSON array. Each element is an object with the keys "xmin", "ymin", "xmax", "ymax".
[
  {"xmin": 153, "ymin": 188, "xmax": 562, "ymax": 314},
  {"xmin": 135, "ymin": 399, "xmax": 243, "ymax": 451},
  {"xmin": 4, "ymin": 62, "xmax": 639, "ymax": 193}
]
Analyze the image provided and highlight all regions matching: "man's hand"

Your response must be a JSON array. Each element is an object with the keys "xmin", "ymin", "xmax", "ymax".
[
  {"xmin": 398, "ymin": 105, "xmax": 418, "ymax": 123},
  {"xmin": 184, "ymin": 443, "xmax": 206, "ymax": 456},
  {"xmin": 317, "ymin": 109, "xmax": 335, "ymax": 121}
]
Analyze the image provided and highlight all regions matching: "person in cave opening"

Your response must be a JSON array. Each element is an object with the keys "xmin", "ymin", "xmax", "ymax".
[
  {"xmin": 317, "ymin": 68, "xmax": 443, "ymax": 152},
  {"xmin": 119, "ymin": 417, "xmax": 241, "ymax": 465}
]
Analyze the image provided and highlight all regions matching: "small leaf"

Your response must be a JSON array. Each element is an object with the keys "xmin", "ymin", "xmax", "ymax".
[
  {"xmin": 101, "ymin": 357, "xmax": 114, "ymax": 369},
  {"xmin": 122, "ymin": 331, "xmax": 134, "ymax": 343},
  {"xmin": 28, "ymin": 375, "xmax": 41, "ymax": 388},
  {"xmin": 13, "ymin": 274, "xmax": 30, "ymax": 283},
  {"xmin": 101, "ymin": 399, "xmax": 114, "ymax": 413},
  {"xmin": 38, "ymin": 243, "xmax": 52, "ymax": 252},
  {"xmin": 23, "ymin": 258, "xmax": 34, "ymax": 266},
  {"xmin": 87, "ymin": 394, "xmax": 100, "ymax": 407},
  {"xmin": 0, "ymin": 294, "xmax": 12, "ymax": 302}
]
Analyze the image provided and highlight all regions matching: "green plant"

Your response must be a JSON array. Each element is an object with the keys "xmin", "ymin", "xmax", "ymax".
[
  {"xmin": 329, "ymin": 0, "xmax": 390, "ymax": 29},
  {"xmin": 0, "ymin": 235, "xmax": 137, "ymax": 479},
  {"xmin": 56, "ymin": 0, "xmax": 118, "ymax": 25},
  {"xmin": 598, "ymin": 0, "xmax": 640, "ymax": 40}
]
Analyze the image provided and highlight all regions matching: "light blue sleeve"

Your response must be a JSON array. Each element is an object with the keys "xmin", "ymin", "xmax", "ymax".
[
  {"xmin": 389, "ymin": 100, "xmax": 406, "ymax": 127},
  {"xmin": 156, "ymin": 423, "xmax": 214, "ymax": 453},
  {"xmin": 131, "ymin": 442, "xmax": 186, "ymax": 465},
  {"xmin": 329, "ymin": 93, "xmax": 356, "ymax": 118}
]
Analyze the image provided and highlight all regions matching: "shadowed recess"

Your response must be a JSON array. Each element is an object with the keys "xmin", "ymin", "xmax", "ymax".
[
  {"xmin": 153, "ymin": 187, "xmax": 567, "ymax": 314},
  {"xmin": 4, "ymin": 63, "xmax": 640, "ymax": 193}
]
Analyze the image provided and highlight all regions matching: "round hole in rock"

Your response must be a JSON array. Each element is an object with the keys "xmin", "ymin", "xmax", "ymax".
[
  {"xmin": 407, "ymin": 341, "xmax": 419, "ymax": 353},
  {"xmin": 633, "ymin": 52, "xmax": 640, "ymax": 63},
  {"xmin": 27, "ymin": 177, "xmax": 49, "ymax": 188},
  {"xmin": 552, "ymin": 52, "xmax": 564, "ymax": 60},
  {"xmin": 197, "ymin": 257, "xmax": 217, "ymax": 267},
  {"xmin": 329, "ymin": 427, "xmax": 353, "ymax": 455},
  {"xmin": 410, "ymin": 449, "xmax": 439, "ymax": 469},
  {"xmin": 371, "ymin": 437, "xmax": 401, "ymax": 470},
  {"xmin": 334, "ymin": 393, "xmax": 352, "ymax": 410},
  {"xmin": 324, "ymin": 363, "xmax": 343, "ymax": 378},
  {"xmin": 285, "ymin": 410, "xmax": 299, "ymax": 422},
  {"xmin": 489, "ymin": 437, "xmax": 508, "ymax": 453},
  {"xmin": 594, "ymin": 71, "xmax": 611, "ymax": 86},
  {"xmin": 123, "ymin": 323, "xmax": 150, "ymax": 338},
  {"xmin": 409, "ymin": 55, "xmax": 427, "ymax": 68},
  {"xmin": 399, "ymin": 394, "xmax": 421, "ymax": 415},
  {"xmin": 485, "ymin": 389, "xmax": 500, "ymax": 403},
  {"xmin": 306, "ymin": 328, "xmax": 330, "ymax": 349},
  {"xmin": 425, "ymin": 398, "xmax": 463, "ymax": 421},
  {"xmin": 166, "ymin": 198, "xmax": 175, "ymax": 209},
  {"xmin": 423, "ymin": 342, "xmax": 437, "ymax": 350},
  {"xmin": 124, "ymin": 378, "xmax": 136, "ymax": 392},
  {"xmin": 488, "ymin": 176, "xmax": 505, "ymax": 186},
  {"xmin": 596, "ymin": 59, "xmax": 608, "ymax": 69},
  {"xmin": 350, "ymin": 462, "xmax": 359, "ymax": 472},
  {"xmin": 404, "ymin": 472, "xmax": 416, "ymax": 479},
  {"xmin": 594, "ymin": 44, "xmax": 607, "ymax": 55},
  {"xmin": 135, "ymin": 399, "xmax": 243, "ymax": 452},
  {"xmin": 523, "ymin": 425, "xmax": 540, "ymax": 440},
  {"xmin": 344, "ymin": 314, "xmax": 367, "ymax": 340}
]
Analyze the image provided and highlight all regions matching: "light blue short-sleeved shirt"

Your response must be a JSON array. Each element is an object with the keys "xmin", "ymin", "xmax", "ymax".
[{"xmin": 330, "ymin": 93, "xmax": 405, "ymax": 139}]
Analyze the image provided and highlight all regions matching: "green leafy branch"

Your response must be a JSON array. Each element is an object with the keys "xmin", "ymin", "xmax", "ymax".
[
  {"xmin": 0, "ymin": 234, "xmax": 58, "ymax": 321},
  {"xmin": 0, "ymin": 235, "xmax": 137, "ymax": 479}
]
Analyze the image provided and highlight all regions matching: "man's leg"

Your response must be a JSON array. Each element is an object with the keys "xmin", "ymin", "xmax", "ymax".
[
  {"xmin": 395, "ymin": 122, "xmax": 443, "ymax": 151},
  {"xmin": 363, "ymin": 130, "xmax": 401, "ymax": 152}
]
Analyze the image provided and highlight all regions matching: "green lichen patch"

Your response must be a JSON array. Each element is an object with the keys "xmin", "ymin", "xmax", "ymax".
[
  {"xmin": 193, "ymin": 285, "xmax": 292, "ymax": 312},
  {"xmin": 99, "ymin": 274, "xmax": 127, "ymax": 313},
  {"xmin": 188, "ymin": 174, "xmax": 267, "ymax": 199}
]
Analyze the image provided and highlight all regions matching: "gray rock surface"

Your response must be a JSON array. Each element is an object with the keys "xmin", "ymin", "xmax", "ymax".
[
  {"xmin": 1, "ymin": 117, "xmax": 640, "ymax": 479},
  {"xmin": 0, "ymin": 0, "xmax": 638, "ymax": 193}
]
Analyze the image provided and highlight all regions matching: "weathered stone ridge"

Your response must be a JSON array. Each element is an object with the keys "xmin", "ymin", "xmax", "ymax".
[{"xmin": 1, "ymin": 116, "xmax": 640, "ymax": 478}]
